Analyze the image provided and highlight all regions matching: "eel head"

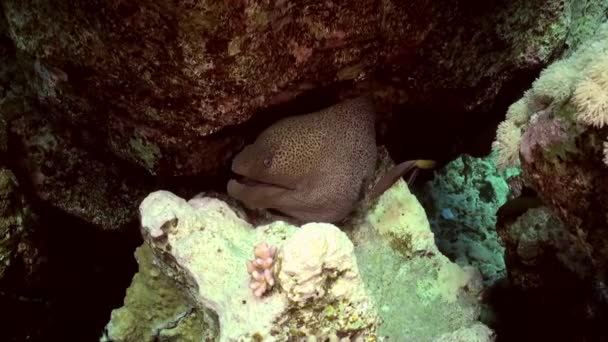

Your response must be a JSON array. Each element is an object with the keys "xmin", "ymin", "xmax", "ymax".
[{"xmin": 227, "ymin": 138, "xmax": 299, "ymax": 210}]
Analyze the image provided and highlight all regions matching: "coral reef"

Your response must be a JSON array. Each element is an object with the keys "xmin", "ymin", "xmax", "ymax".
[
  {"xmin": 494, "ymin": 21, "xmax": 608, "ymax": 280},
  {"xmin": 1, "ymin": 1, "xmax": 607, "ymax": 340},
  {"xmin": 134, "ymin": 191, "xmax": 379, "ymax": 341},
  {"xmin": 419, "ymin": 154, "xmax": 508, "ymax": 286},
  {"xmin": 489, "ymin": 18, "xmax": 608, "ymax": 341},
  {"xmin": 492, "ymin": 21, "xmax": 608, "ymax": 170},
  {"xmin": 493, "ymin": 120, "xmax": 523, "ymax": 171},
  {"xmin": 105, "ymin": 157, "xmax": 492, "ymax": 341}
]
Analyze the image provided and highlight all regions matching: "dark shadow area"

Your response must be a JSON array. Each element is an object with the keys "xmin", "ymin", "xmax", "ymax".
[
  {"xmin": 0, "ymin": 202, "xmax": 142, "ymax": 342},
  {"xmin": 381, "ymin": 66, "xmax": 540, "ymax": 168},
  {"xmin": 483, "ymin": 273, "xmax": 608, "ymax": 342}
]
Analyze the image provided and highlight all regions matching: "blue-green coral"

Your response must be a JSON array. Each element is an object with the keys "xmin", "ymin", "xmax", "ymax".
[{"xmin": 419, "ymin": 154, "xmax": 509, "ymax": 286}]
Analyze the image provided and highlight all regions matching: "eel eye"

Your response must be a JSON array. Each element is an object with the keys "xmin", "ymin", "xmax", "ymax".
[{"xmin": 263, "ymin": 158, "xmax": 272, "ymax": 168}]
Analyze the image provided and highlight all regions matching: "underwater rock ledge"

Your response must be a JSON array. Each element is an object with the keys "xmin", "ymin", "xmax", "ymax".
[{"xmin": 103, "ymin": 175, "xmax": 494, "ymax": 341}]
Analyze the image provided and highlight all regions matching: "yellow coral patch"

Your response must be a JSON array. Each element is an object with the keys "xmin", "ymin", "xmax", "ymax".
[
  {"xmin": 573, "ymin": 55, "xmax": 608, "ymax": 127},
  {"xmin": 492, "ymin": 120, "xmax": 522, "ymax": 170}
]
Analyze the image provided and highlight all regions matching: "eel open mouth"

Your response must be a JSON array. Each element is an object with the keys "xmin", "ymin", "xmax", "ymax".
[{"xmin": 230, "ymin": 173, "xmax": 295, "ymax": 191}]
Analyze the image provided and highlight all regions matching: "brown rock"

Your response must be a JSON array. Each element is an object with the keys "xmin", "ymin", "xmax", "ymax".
[{"xmin": 4, "ymin": 0, "xmax": 601, "ymax": 176}]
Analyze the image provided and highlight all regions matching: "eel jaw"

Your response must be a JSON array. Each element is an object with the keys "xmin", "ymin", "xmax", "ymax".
[
  {"xmin": 227, "ymin": 176, "xmax": 295, "ymax": 210},
  {"xmin": 229, "ymin": 173, "xmax": 295, "ymax": 191}
]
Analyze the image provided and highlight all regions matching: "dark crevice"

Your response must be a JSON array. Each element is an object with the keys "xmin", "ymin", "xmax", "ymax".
[{"xmin": 0, "ymin": 200, "xmax": 142, "ymax": 342}]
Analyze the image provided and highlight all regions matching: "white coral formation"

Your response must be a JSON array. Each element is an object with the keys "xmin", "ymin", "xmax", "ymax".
[
  {"xmin": 246, "ymin": 242, "xmax": 276, "ymax": 297},
  {"xmin": 137, "ymin": 191, "xmax": 379, "ymax": 341},
  {"xmin": 531, "ymin": 60, "xmax": 579, "ymax": 107},
  {"xmin": 505, "ymin": 93, "xmax": 533, "ymax": 125},
  {"xmin": 278, "ymin": 224, "xmax": 360, "ymax": 303},
  {"xmin": 493, "ymin": 23, "xmax": 608, "ymax": 170},
  {"xmin": 573, "ymin": 55, "xmax": 608, "ymax": 127},
  {"xmin": 123, "ymin": 166, "xmax": 493, "ymax": 341},
  {"xmin": 492, "ymin": 119, "xmax": 523, "ymax": 171}
]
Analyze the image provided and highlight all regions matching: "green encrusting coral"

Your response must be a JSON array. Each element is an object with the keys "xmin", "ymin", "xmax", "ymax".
[
  {"xmin": 100, "ymin": 244, "xmax": 218, "ymax": 342},
  {"xmin": 351, "ymin": 177, "xmax": 488, "ymax": 341}
]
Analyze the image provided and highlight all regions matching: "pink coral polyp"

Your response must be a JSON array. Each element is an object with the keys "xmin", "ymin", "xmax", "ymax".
[{"xmin": 247, "ymin": 242, "xmax": 277, "ymax": 297}]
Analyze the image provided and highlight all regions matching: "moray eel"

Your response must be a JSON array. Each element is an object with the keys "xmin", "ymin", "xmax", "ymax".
[
  {"xmin": 227, "ymin": 97, "xmax": 434, "ymax": 223},
  {"xmin": 496, "ymin": 195, "xmax": 543, "ymax": 228}
]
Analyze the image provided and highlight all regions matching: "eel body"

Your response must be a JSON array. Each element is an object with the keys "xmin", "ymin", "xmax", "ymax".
[{"xmin": 227, "ymin": 97, "xmax": 427, "ymax": 223}]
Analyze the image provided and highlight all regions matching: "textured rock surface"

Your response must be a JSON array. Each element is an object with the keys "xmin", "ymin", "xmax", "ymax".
[
  {"xmin": 492, "ymin": 203, "xmax": 608, "ymax": 341},
  {"xmin": 521, "ymin": 111, "xmax": 608, "ymax": 279},
  {"xmin": 105, "ymin": 166, "xmax": 493, "ymax": 341},
  {"xmin": 3, "ymin": 0, "xmax": 607, "ymax": 177},
  {"xmin": 0, "ymin": 169, "xmax": 26, "ymax": 279},
  {"xmin": 0, "ymin": 0, "xmax": 605, "ymax": 230},
  {"xmin": 0, "ymin": 163, "xmax": 40, "ymax": 290},
  {"xmin": 493, "ymin": 21, "xmax": 608, "ymax": 281},
  {"xmin": 496, "ymin": 206, "xmax": 592, "ymax": 290},
  {"xmin": 419, "ymin": 154, "xmax": 509, "ymax": 286},
  {"xmin": 10, "ymin": 111, "xmax": 150, "ymax": 230}
]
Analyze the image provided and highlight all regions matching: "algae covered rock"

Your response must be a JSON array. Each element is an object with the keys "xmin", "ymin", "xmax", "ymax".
[
  {"xmin": 349, "ymin": 167, "xmax": 491, "ymax": 341},
  {"xmin": 433, "ymin": 323, "xmax": 496, "ymax": 342},
  {"xmin": 101, "ymin": 244, "xmax": 218, "ymax": 342},
  {"xmin": 105, "ymin": 167, "xmax": 493, "ymax": 341}
]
